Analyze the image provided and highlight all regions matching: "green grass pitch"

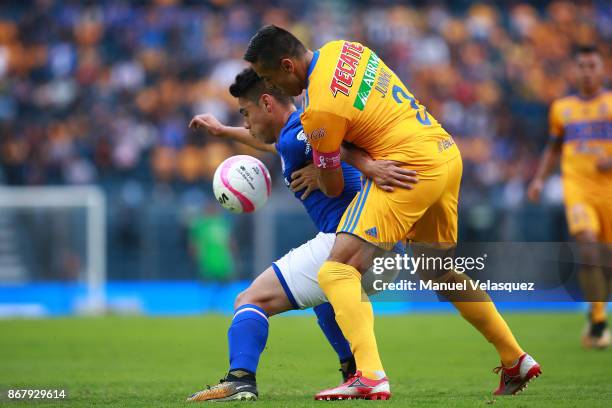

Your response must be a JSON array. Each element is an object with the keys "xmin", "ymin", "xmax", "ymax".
[{"xmin": 0, "ymin": 313, "xmax": 611, "ymax": 407}]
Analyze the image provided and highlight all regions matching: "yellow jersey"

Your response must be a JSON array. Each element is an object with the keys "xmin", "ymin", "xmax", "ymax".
[
  {"xmin": 301, "ymin": 40, "xmax": 458, "ymax": 170},
  {"xmin": 549, "ymin": 90, "xmax": 612, "ymax": 197}
]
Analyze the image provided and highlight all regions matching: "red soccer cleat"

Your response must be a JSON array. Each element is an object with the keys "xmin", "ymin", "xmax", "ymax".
[
  {"xmin": 493, "ymin": 353, "xmax": 541, "ymax": 395},
  {"xmin": 314, "ymin": 370, "xmax": 391, "ymax": 401}
]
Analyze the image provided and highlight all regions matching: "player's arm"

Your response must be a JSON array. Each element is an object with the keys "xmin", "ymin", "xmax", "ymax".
[
  {"xmin": 290, "ymin": 146, "xmax": 419, "ymax": 200},
  {"xmin": 189, "ymin": 113, "xmax": 277, "ymax": 154},
  {"xmin": 301, "ymin": 110, "xmax": 347, "ymax": 197},
  {"xmin": 527, "ymin": 138, "xmax": 562, "ymax": 202},
  {"xmin": 527, "ymin": 103, "xmax": 563, "ymax": 202},
  {"xmin": 340, "ymin": 143, "xmax": 418, "ymax": 192},
  {"xmin": 531, "ymin": 138, "xmax": 562, "ymax": 180},
  {"xmin": 317, "ymin": 166, "xmax": 344, "ymax": 197}
]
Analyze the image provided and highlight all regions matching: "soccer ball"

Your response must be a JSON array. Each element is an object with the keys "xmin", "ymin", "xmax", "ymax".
[{"xmin": 212, "ymin": 155, "xmax": 272, "ymax": 213}]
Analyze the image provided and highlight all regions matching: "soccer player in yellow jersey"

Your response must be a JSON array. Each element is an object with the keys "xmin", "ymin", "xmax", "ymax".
[
  {"xmin": 528, "ymin": 45, "xmax": 611, "ymax": 349},
  {"xmin": 245, "ymin": 25, "xmax": 541, "ymax": 399}
]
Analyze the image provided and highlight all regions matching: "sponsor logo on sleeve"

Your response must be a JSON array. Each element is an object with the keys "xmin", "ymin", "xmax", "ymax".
[{"xmin": 307, "ymin": 127, "xmax": 326, "ymax": 142}]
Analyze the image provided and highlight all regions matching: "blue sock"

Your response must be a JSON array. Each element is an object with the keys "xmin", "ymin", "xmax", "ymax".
[
  {"xmin": 228, "ymin": 304, "xmax": 269, "ymax": 374},
  {"xmin": 313, "ymin": 302, "xmax": 353, "ymax": 362}
]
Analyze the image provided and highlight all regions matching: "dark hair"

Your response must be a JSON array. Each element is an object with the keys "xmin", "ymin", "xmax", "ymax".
[
  {"xmin": 244, "ymin": 25, "xmax": 306, "ymax": 68},
  {"xmin": 229, "ymin": 68, "xmax": 292, "ymax": 105},
  {"xmin": 574, "ymin": 45, "xmax": 600, "ymax": 58}
]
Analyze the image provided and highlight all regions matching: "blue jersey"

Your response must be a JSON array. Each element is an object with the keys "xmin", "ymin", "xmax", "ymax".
[{"xmin": 275, "ymin": 110, "xmax": 362, "ymax": 233}]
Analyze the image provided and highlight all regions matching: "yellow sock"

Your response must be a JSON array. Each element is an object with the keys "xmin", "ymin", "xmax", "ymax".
[
  {"xmin": 453, "ymin": 301, "xmax": 524, "ymax": 367},
  {"xmin": 318, "ymin": 261, "xmax": 385, "ymax": 379},
  {"xmin": 591, "ymin": 302, "xmax": 607, "ymax": 323},
  {"xmin": 433, "ymin": 271, "xmax": 523, "ymax": 366}
]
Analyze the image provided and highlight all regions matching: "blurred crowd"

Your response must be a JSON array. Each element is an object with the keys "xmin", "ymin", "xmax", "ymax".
[{"xmin": 0, "ymin": 0, "xmax": 610, "ymax": 208}]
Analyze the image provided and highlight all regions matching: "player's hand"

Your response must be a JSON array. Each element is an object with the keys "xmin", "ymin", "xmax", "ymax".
[
  {"xmin": 189, "ymin": 113, "xmax": 227, "ymax": 137},
  {"xmin": 367, "ymin": 160, "xmax": 418, "ymax": 192},
  {"xmin": 596, "ymin": 157, "xmax": 612, "ymax": 172},
  {"xmin": 290, "ymin": 163, "xmax": 319, "ymax": 200},
  {"xmin": 527, "ymin": 179, "xmax": 544, "ymax": 202}
]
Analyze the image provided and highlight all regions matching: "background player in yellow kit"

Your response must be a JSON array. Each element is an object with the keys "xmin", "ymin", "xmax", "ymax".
[
  {"xmin": 528, "ymin": 45, "xmax": 611, "ymax": 349},
  {"xmin": 245, "ymin": 25, "xmax": 541, "ymax": 399}
]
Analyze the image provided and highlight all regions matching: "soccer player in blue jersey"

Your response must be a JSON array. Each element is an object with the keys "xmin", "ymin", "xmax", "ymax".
[{"xmin": 186, "ymin": 68, "xmax": 416, "ymax": 402}]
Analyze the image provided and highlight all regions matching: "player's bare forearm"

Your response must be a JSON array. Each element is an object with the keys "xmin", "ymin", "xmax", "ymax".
[
  {"xmin": 527, "ymin": 140, "xmax": 561, "ymax": 202},
  {"xmin": 221, "ymin": 126, "xmax": 277, "ymax": 153},
  {"xmin": 189, "ymin": 113, "xmax": 276, "ymax": 153},
  {"xmin": 340, "ymin": 143, "xmax": 373, "ymax": 172},
  {"xmin": 533, "ymin": 141, "xmax": 562, "ymax": 182},
  {"xmin": 340, "ymin": 143, "xmax": 418, "ymax": 192},
  {"xmin": 317, "ymin": 167, "xmax": 344, "ymax": 197}
]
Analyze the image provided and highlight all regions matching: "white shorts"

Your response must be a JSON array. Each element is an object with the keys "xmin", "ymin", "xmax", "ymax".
[
  {"xmin": 272, "ymin": 232, "xmax": 399, "ymax": 309},
  {"xmin": 272, "ymin": 232, "xmax": 335, "ymax": 309}
]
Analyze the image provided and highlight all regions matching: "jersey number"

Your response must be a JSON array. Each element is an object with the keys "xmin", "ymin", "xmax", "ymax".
[{"xmin": 392, "ymin": 85, "xmax": 431, "ymax": 125}]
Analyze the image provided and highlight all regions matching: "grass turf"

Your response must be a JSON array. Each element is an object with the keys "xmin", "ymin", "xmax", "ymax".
[{"xmin": 0, "ymin": 313, "xmax": 610, "ymax": 407}]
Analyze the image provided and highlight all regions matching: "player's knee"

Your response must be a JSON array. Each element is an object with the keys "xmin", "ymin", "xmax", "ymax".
[
  {"xmin": 581, "ymin": 253, "xmax": 601, "ymax": 269},
  {"xmin": 234, "ymin": 287, "xmax": 274, "ymax": 315},
  {"xmin": 581, "ymin": 249, "xmax": 600, "ymax": 265},
  {"xmin": 318, "ymin": 261, "xmax": 362, "ymax": 287},
  {"xmin": 234, "ymin": 288, "xmax": 261, "ymax": 309},
  {"xmin": 234, "ymin": 290, "xmax": 249, "ymax": 309},
  {"xmin": 327, "ymin": 234, "xmax": 375, "ymax": 273},
  {"xmin": 576, "ymin": 232, "xmax": 600, "ymax": 266},
  {"xmin": 327, "ymin": 247, "xmax": 351, "ymax": 265},
  {"xmin": 318, "ymin": 261, "xmax": 349, "ymax": 284}
]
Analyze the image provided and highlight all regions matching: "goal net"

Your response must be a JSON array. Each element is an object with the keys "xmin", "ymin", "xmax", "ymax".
[{"xmin": 0, "ymin": 186, "xmax": 106, "ymax": 316}]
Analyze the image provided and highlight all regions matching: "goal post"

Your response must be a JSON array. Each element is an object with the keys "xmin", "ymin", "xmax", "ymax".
[{"xmin": 0, "ymin": 186, "xmax": 106, "ymax": 315}]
